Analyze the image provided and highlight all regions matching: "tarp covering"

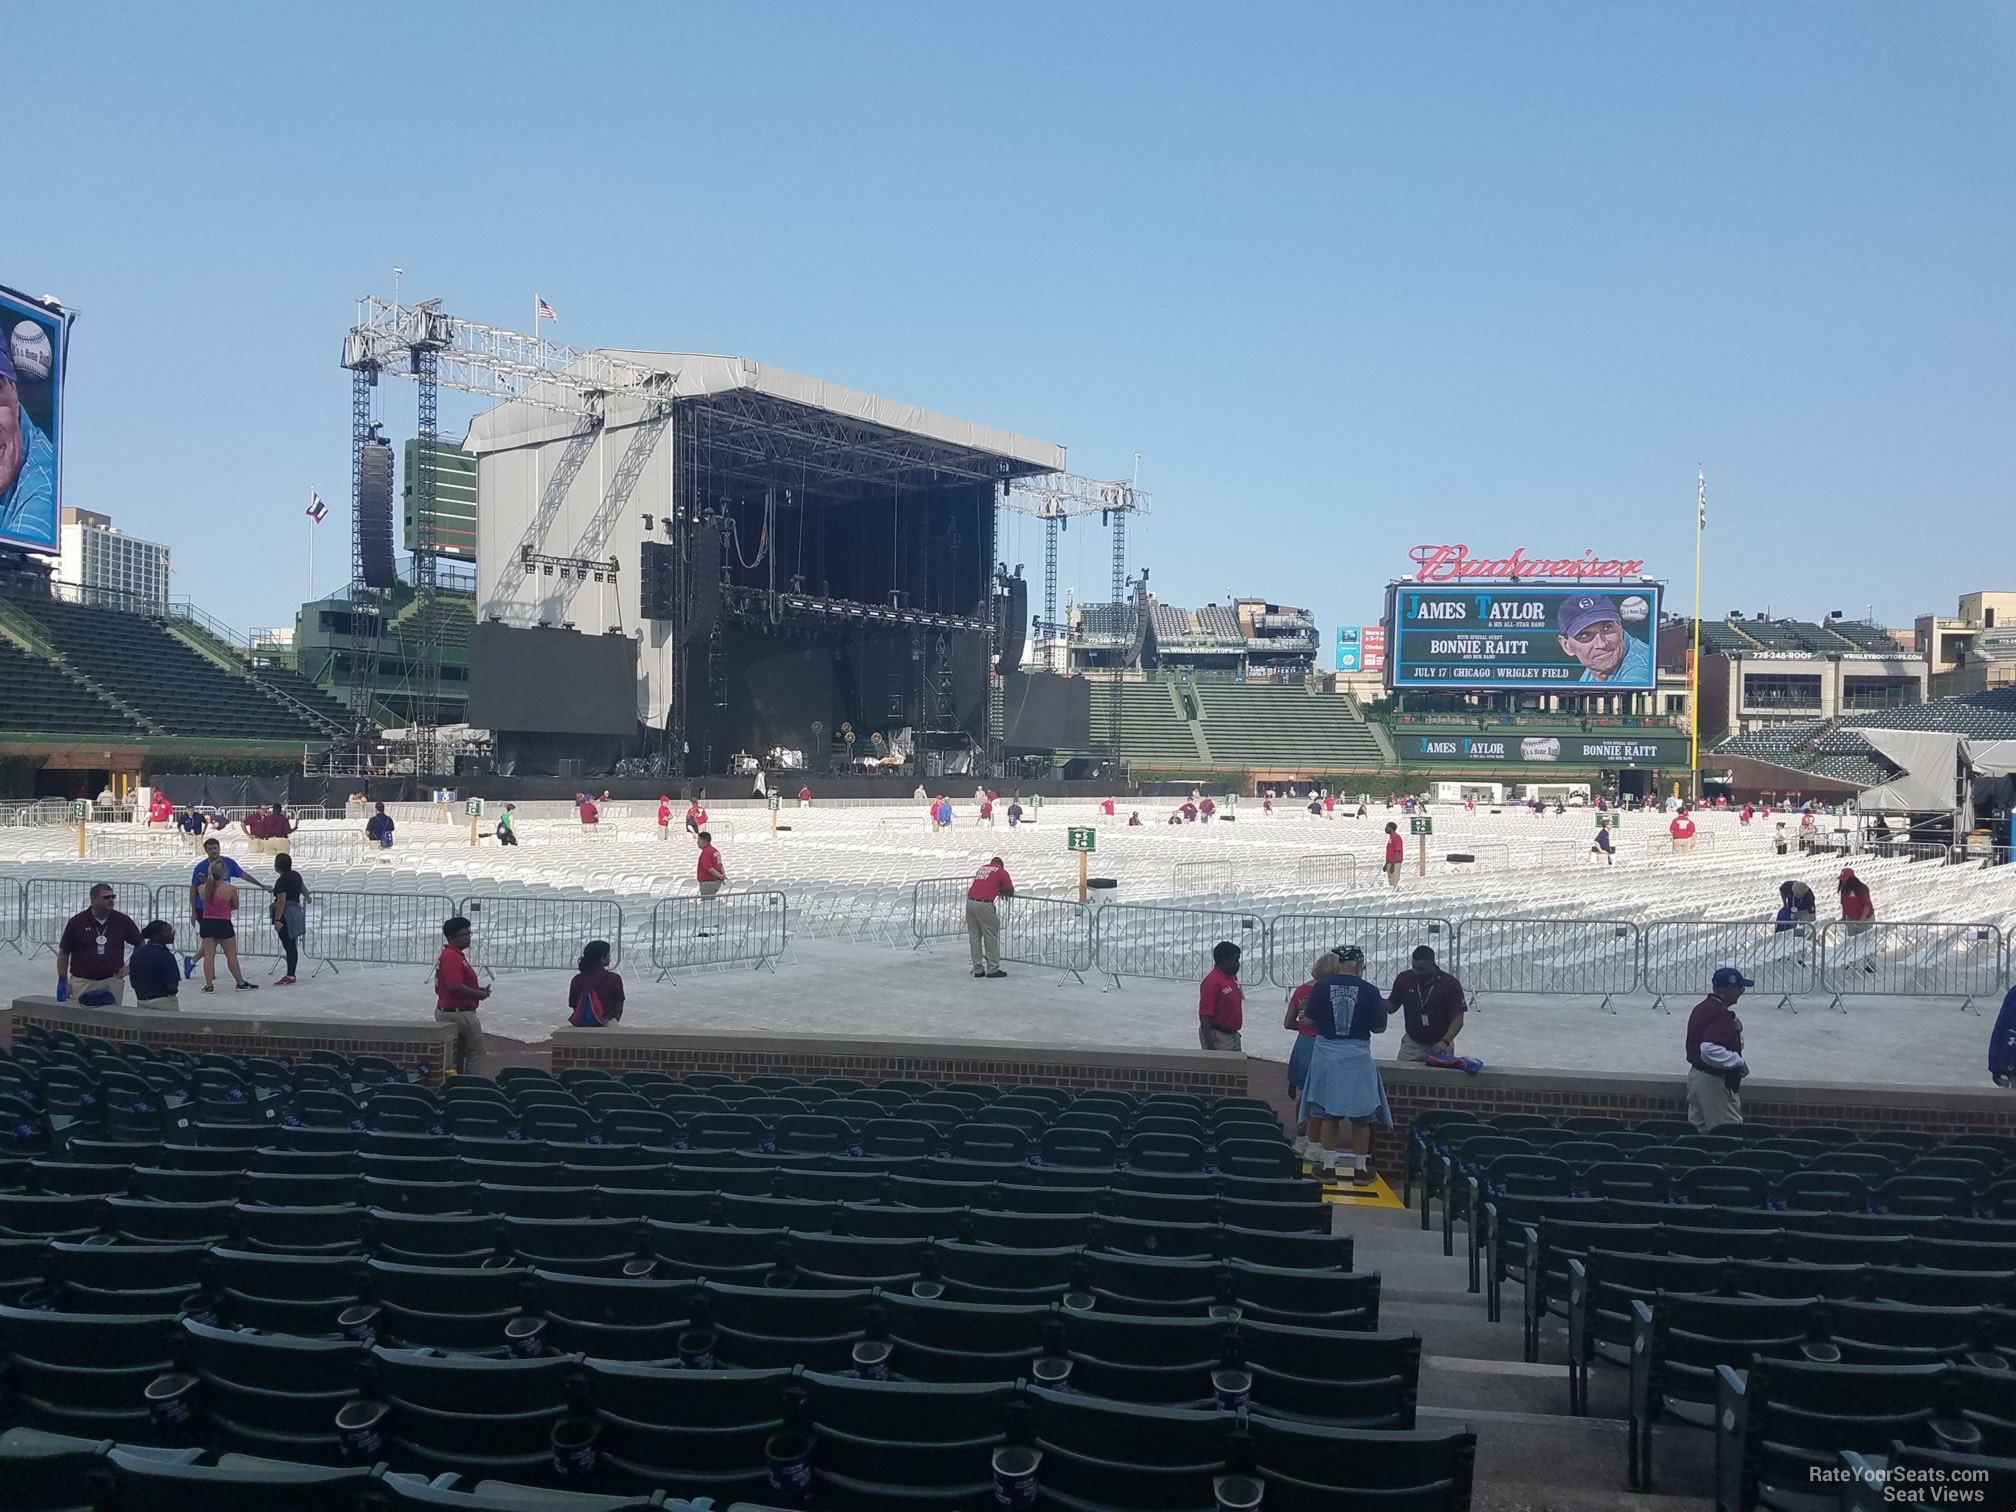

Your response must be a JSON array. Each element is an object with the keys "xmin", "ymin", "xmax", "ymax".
[
  {"xmin": 1854, "ymin": 730, "xmax": 1961, "ymax": 812},
  {"xmin": 1967, "ymin": 739, "xmax": 2016, "ymax": 778},
  {"xmin": 465, "ymin": 350, "xmax": 1066, "ymax": 472}
]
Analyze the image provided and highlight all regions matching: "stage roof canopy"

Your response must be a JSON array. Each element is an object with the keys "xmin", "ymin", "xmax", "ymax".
[{"xmin": 465, "ymin": 350, "xmax": 1065, "ymax": 495}]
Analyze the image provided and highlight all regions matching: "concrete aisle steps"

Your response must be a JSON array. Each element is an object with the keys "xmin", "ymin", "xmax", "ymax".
[{"xmin": 1344, "ymin": 1203, "xmax": 1714, "ymax": 1511}]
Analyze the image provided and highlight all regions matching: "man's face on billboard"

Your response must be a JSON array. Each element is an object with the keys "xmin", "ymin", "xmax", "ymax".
[
  {"xmin": 1561, "ymin": 616, "xmax": 1625, "ymax": 677},
  {"xmin": 0, "ymin": 378, "xmax": 21, "ymax": 496}
]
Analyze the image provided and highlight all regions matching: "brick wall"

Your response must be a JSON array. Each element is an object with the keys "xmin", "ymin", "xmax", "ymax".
[
  {"xmin": 551, "ymin": 1028, "xmax": 1251, "ymax": 1099},
  {"xmin": 8, "ymin": 996, "xmax": 459, "ymax": 1085},
  {"xmin": 1373, "ymin": 1061, "xmax": 2015, "ymax": 1171}
]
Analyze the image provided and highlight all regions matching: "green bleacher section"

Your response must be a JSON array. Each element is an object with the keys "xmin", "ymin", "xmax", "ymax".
[
  {"xmin": 1194, "ymin": 681, "xmax": 1385, "ymax": 767},
  {"xmin": 250, "ymin": 663, "xmax": 352, "ymax": 727},
  {"xmin": 12, "ymin": 598, "xmax": 340, "ymax": 743},
  {"xmin": 0, "ymin": 641, "xmax": 147, "ymax": 738},
  {"xmin": 1078, "ymin": 681, "xmax": 1206, "ymax": 765}
]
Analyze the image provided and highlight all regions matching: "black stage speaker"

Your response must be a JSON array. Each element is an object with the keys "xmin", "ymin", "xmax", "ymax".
[
  {"xmin": 998, "ymin": 576, "xmax": 1029, "ymax": 668},
  {"xmin": 640, "ymin": 540, "xmax": 676, "ymax": 620},
  {"xmin": 358, "ymin": 441, "xmax": 397, "ymax": 589},
  {"xmin": 685, "ymin": 519, "xmax": 723, "ymax": 644}
]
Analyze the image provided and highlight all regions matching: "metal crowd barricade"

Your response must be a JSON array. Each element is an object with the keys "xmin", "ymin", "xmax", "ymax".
[
  {"xmin": 459, "ymin": 895, "xmax": 625, "ymax": 972},
  {"xmin": 1292, "ymin": 853, "xmax": 1359, "ymax": 892},
  {"xmin": 235, "ymin": 889, "xmax": 461, "ymax": 974},
  {"xmin": 1265, "ymin": 913, "xmax": 1456, "ymax": 990},
  {"xmin": 1455, "ymin": 916, "xmax": 1643, "ymax": 1012},
  {"xmin": 907, "ymin": 877, "xmax": 1093, "ymax": 978},
  {"xmin": 1170, "ymin": 857, "xmax": 1237, "ymax": 897},
  {"xmin": 1818, "ymin": 920, "xmax": 2006, "ymax": 1012},
  {"xmin": 1092, "ymin": 902, "xmax": 1265, "ymax": 988},
  {"xmin": 19, "ymin": 877, "xmax": 170, "ymax": 959},
  {"xmin": 1639, "ymin": 919, "xmax": 1818, "ymax": 1014},
  {"xmin": 650, "ymin": 890, "xmax": 790, "ymax": 980}
]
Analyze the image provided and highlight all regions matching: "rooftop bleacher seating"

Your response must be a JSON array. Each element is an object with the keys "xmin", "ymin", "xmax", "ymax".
[
  {"xmin": 0, "ymin": 641, "xmax": 148, "ymax": 738},
  {"xmin": 10, "ymin": 597, "xmax": 339, "ymax": 741}
]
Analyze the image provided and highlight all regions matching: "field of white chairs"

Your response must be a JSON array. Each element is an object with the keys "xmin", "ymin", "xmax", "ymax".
[{"xmin": 0, "ymin": 797, "xmax": 2008, "ymax": 1084}]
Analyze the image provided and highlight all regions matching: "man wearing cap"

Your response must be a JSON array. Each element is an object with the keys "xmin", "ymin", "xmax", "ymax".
[
  {"xmin": 966, "ymin": 856, "xmax": 1014, "ymax": 978},
  {"xmin": 1556, "ymin": 595, "xmax": 1655, "ymax": 685},
  {"xmin": 0, "ymin": 337, "xmax": 56, "ymax": 544},
  {"xmin": 1686, "ymin": 967, "xmax": 1753, "ymax": 1131},
  {"xmin": 1391, "ymin": 944, "xmax": 1467, "ymax": 1063}
]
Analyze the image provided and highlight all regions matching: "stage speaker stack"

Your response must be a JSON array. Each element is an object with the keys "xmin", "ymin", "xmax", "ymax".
[
  {"xmin": 358, "ymin": 441, "xmax": 398, "ymax": 589},
  {"xmin": 684, "ymin": 519, "xmax": 723, "ymax": 644},
  {"xmin": 997, "ymin": 576, "xmax": 1028, "ymax": 668},
  {"xmin": 640, "ymin": 540, "xmax": 676, "ymax": 620}
]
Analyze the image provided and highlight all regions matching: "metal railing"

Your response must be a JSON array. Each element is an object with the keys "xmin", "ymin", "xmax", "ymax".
[
  {"xmin": 1169, "ymin": 857, "xmax": 1237, "ymax": 896},
  {"xmin": 907, "ymin": 877, "xmax": 1094, "ymax": 977},
  {"xmin": 1291, "ymin": 853, "xmax": 1359, "ymax": 891},
  {"xmin": 1453, "ymin": 917, "xmax": 1643, "ymax": 1012},
  {"xmin": 649, "ymin": 890, "xmax": 790, "ymax": 979},
  {"xmin": 1092, "ymin": 902, "xmax": 1266, "ymax": 987},
  {"xmin": 1266, "ymin": 913, "xmax": 1455, "ymax": 990},
  {"xmin": 1639, "ymin": 920, "xmax": 1819, "ymax": 1012},
  {"xmin": 458, "ymin": 895, "xmax": 625, "ymax": 973},
  {"xmin": 1817, "ymin": 920, "xmax": 2005, "ymax": 1011},
  {"xmin": 207, "ymin": 889, "xmax": 462, "ymax": 973},
  {"xmin": 18, "ymin": 878, "xmax": 172, "ymax": 958}
]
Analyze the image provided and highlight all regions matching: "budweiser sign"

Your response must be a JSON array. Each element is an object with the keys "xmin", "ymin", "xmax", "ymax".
[{"xmin": 1409, "ymin": 544, "xmax": 1646, "ymax": 583}]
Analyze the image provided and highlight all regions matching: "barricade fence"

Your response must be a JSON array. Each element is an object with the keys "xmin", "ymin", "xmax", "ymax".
[
  {"xmin": 1817, "ymin": 920, "xmax": 2005, "ymax": 1009},
  {"xmin": 1169, "ymin": 857, "xmax": 1237, "ymax": 896},
  {"xmin": 458, "ymin": 895, "xmax": 626, "ymax": 973},
  {"xmin": 1265, "ymin": 913, "xmax": 1456, "ymax": 990},
  {"xmin": 907, "ymin": 877, "xmax": 1094, "ymax": 976},
  {"xmin": 1093, "ymin": 902, "xmax": 1266, "ymax": 986},
  {"xmin": 650, "ymin": 890, "xmax": 790, "ymax": 978},
  {"xmin": 1639, "ymin": 919, "xmax": 1818, "ymax": 1008},
  {"xmin": 1291, "ymin": 853, "xmax": 1359, "ymax": 891},
  {"xmin": 1454, "ymin": 917, "xmax": 1643, "ymax": 1008},
  {"xmin": 20, "ymin": 878, "xmax": 171, "ymax": 958}
]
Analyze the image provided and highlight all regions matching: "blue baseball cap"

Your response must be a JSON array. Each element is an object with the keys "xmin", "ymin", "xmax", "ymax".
[
  {"xmin": 1557, "ymin": 594, "xmax": 1622, "ymax": 638},
  {"xmin": 1711, "ymin": 967, "xmax": 1755, "ymax": 989}
]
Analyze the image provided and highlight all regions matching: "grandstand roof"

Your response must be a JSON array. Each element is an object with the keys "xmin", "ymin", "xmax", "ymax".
[{"xmin": 465, "ymin": 350, "xmax": 1065, "ymax": 485}]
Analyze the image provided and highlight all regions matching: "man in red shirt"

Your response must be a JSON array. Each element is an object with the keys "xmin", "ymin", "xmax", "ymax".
[
  {"xmin": 656, "ymin": 796, "xmax": 672, "ymax": 838},
  {"xmin": 966, "ymin": 856, "xmax": 1013, "ymax": 978},
  {"xmin": 1100, "ymin": 797, "xmax": 1115, "ymax": 817},
  {"xmin": 1382, "ymin": 822, "xmax": 1404, "ymax": 888},
  {"xmin": 577, "ymin": 793, "xmax": 599, "ymax": 827},
  {"xmin": 434, "ymin": 915, "xmax": 490, "ymax": 1076},
  {"xmin": 798, "ymin": 786, "xmax": 812, "ymax": 809},
  {"xmin": 695, "ymin": 831, "xmax": 727, "ymax": 898},
  {"xmin": 685, "ymin": 799, "xmax": 707, "ymax": 843},
  {"xmin": 1198, "ymin": 941, "xmax": 1244, "ymax": 1051},
  {"xmin": 1391, "ymin": 945, "xmax": 1466, "ymax": 1063},
  {"xmin": 1669, "ymin": 807, "xmax": 1697, "ymax": 854}
]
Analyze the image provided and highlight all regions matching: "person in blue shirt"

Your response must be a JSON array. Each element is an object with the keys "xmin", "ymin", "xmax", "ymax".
[
  {"xmin": 1991, "ymin": 985, "xmax": 2016, "ymax": 1087},
  {"xmin": 129, "ymin": 921, "xmax": 182, "ymax": 1008},
  {"xmin": 188, "ymin": 836, "xmax": 266, "ymax": 925},
  {"xmin": 175, "ymin": 806, "xmax": 205, "ymax": 837},
  {"xmin": 365, "ymin": 802, "xmax": 395, "ymax": 848},
  {"xmin": 1296, "ymin": 945, "xmax": 1392, "ymax": 1186},
  {"xmin": 1556, "ymin": 594, "xmax": 1656, "ymax": 686}
]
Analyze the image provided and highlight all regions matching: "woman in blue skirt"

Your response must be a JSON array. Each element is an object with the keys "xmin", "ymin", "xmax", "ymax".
[
  {"xmin": 1297, "ymin": 944, "xmax": 1392, "ymax": 1185},
  {"xmin": 1283, "ymin": 951, "xmax": 1338, "ymax": 1155}
]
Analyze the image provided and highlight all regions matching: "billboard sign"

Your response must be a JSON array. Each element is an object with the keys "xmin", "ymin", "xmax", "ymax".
[
  {"xmin": 0, "ymin": 284, "xmax": 68, "ymax": 556},
  {"xmin": 1334, "ymin": 624, "xmax": 1386, "ymax": 673},
  {"xmin": 1399, "ymin": 732, "xmax": 1687, "ymax": 766},
  {"xmin": 1387, "ymin": 583, "xmax": 1662, "ymax": 690},
  {"xmin": 1408, "ymin": 544, "xmax": 1647, "ymax": 584}
]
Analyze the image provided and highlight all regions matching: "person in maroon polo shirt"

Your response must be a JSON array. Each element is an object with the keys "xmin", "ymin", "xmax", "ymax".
[
  {"xmin": 1391, "ymin": 944, "xmax": 1466, "ymax": 1064},
  {"xmin": 966, "ymin": 856, "xmax": 1014, "ymax": 978},
  {"xmin": 434, "ymin": 915, "xmax": 490, "ymax": 1076},
  {"xmin": 1198, "ymin": 941, "xmax": 1245, "ymax": 1052},
  {"xmin": 1686, "ymin": 966, "xmax": 1752, "ymax": 1131}
]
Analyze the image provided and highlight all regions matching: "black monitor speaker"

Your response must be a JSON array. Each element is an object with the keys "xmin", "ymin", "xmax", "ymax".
[{"xmin": 358, "ymin": 441, "xmax": 397, "ymax": 589}]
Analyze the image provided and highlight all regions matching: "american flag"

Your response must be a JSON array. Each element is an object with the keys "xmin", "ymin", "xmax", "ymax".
[
  {"xmin": 306, "ymin": 491, "xmax": 329, "ymax": 523},
  {"xmin": 536, "ymin": 297, "xmax": 558, "ymax": 323}
]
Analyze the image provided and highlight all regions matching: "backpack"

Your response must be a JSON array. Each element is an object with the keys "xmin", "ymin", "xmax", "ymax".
[{"xmin": 569, "ymin": 988, "xmax": 608, "ymax": 1028}]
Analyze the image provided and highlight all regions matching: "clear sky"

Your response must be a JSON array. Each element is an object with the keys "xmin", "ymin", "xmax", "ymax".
[{"xmin": 13, "ymin": 3, "xmax": 2014, "ymax": 643}]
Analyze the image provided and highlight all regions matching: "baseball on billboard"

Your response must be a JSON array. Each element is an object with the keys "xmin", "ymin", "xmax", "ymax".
[{"xmin": 0, "ymin": 284, "xmax": 69, "ymax": 556}]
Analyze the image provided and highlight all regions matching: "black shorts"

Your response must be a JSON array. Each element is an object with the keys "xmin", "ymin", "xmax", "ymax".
[{"xmin": 198, "ymin": 919, "xmax": 235, "ymax": 941}]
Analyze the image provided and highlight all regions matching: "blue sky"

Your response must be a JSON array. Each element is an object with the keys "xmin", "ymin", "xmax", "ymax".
[{"xmin": 14, "ymin": 3, "xmax": 2014, "ymax": 642}]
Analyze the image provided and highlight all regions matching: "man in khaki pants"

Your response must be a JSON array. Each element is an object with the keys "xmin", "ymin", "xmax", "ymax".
[
  {"xmin": 433, "ymin": 916, "xmax": 490, "ymax": 1076},
  {"xmin": 965, "ymin": 856, "xmax": 1014, "ymax": 978}
]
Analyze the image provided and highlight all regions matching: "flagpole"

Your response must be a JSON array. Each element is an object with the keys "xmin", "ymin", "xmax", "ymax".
[
  {"xmin": 307, "ymin": 488, "xmax": 316, "ymax": 604},
  {"xmin": 1689, "ymin": 464, "xmax": 1705, "ymax": 803}
]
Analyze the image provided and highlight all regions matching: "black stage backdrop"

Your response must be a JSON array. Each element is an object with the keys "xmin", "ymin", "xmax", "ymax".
[{"xmin": 467, "ymin": 624, "xmax": 640, "ymax": 736}]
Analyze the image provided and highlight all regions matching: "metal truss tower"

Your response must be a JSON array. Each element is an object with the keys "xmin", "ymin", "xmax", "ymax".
[
  {"xmin": 1001, "ymin": 473, "xmax": 1148, "ymax": 674},
  {"xmin": 347, "ymin": 366, "xmax": 382, "ymax": 736},
  {"xmin": 409, "ymin": 341, "xmax": 443, "ymax": 779}
]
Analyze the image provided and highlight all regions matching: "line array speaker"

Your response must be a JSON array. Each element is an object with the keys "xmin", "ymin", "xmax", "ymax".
[
  {"xmin": 684, "ymin": 519, "xmax": 723, "ymax": 644},
  {"xmin": 640, "ymin": 540, "xmax": 676, "ymax": 620},
  {"xmin": 997, "ymin": 576, "xmax": 1029, "ymax": 669},
  {"xmin": 358, "ymin": 441, "xmax": 398, "ymax": 589}
]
